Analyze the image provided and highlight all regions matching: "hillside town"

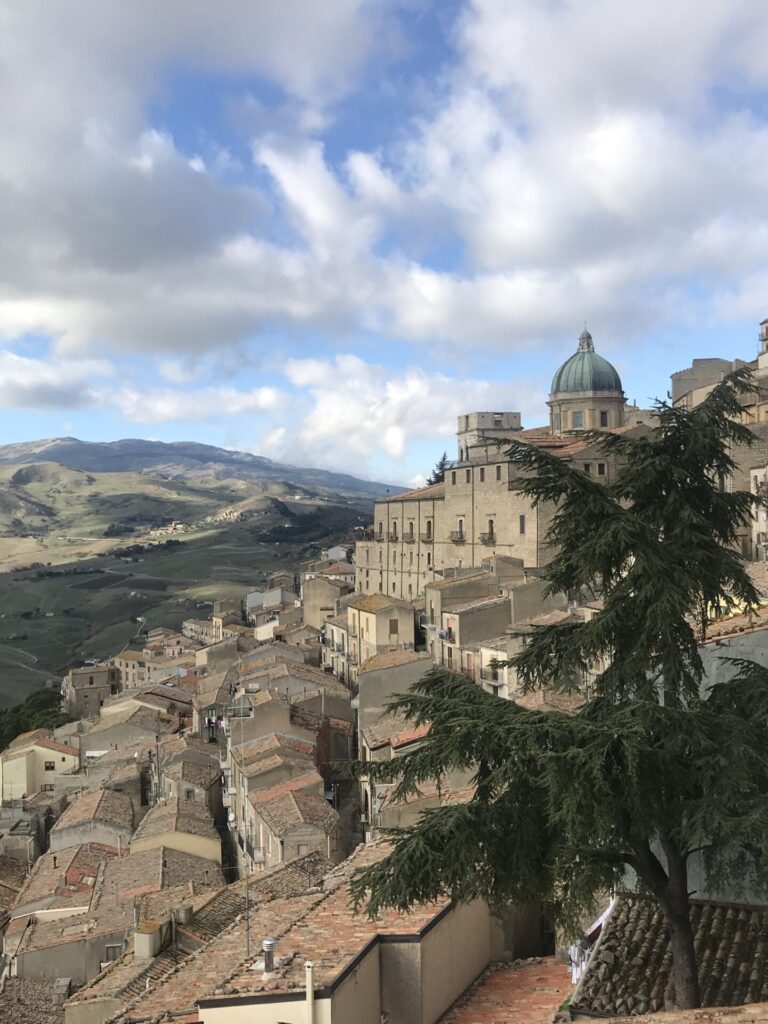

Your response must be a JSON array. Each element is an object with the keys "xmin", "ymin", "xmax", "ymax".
[{"xmin": 0, "ymin": 325, "xmax": 768, "ymax": 1022}]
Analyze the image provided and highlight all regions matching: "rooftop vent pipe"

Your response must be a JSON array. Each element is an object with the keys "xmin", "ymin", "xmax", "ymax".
[{"xmin": 262, "ymin": 936, "xmax": 276, "ymax": 973}]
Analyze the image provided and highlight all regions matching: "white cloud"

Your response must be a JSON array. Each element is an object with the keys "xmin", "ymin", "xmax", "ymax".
[
  {"xmin": 4, "ymin": 0, "xmax": 768, "ymax": 455},
  {"xmin": 117, "ymin": 385, "xmax": 283, "ymax": 423},
  {"xmin": 281, "ymin": 353, "xmax": 547, "ymax": 472},
  {"xmin": 0, "ymin": 351, "xmax": 113, "ymax": 409}
]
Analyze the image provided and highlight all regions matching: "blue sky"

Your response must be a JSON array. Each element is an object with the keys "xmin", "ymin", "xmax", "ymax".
[{"xmin": 2, "ymin": 1, "xmax": 768, "ymax": 487}]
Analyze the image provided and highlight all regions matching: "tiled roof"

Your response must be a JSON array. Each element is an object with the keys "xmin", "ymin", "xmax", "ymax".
[
  {"xmin": 51, "ymin": 788, "xmax": 135, "ymax": 834},
  {"xmin": 248, "ymin": 770, "xmax": 324, "ymax": 805},
  {"xmin": 0, "ymin": 978, "xmax": 66, "ymax": 1024},
  {"xmin": 573, "ymin": 894, "xmax": 768, "ymax": 1016},
  {"xmin": 162, "ymin": 756, "xmax": 221, "ymax": 789},
  {"xmin": 13, "ymin": 843, "xmax": 117, "ymax": 911},
  {"xmin": 252, "ymin": 789, "xmax": 338, "ymax": 836},
  {"xmin": 382, "ymin": 481, "xmax": 445, "ymax": 502},
  {"xmin": 85, "ymin": 705, "xmax": 175, "ymax": 734},
  {"xmin": 425, "ymin": 571, "xmax": 488, "ymax": 590},
  {"xmin": 108, "ymin": 842, "xmax": 448, "ymax": 1022},
  {"xmin": 8, "ymin": 727, "xmax": 52, "ymax": 749},
  {"xmin": 439, "ymin": 956, "xmax": 571, "ymax": 1024},
  {"xmin": 363, "ymin": 710, "xmax": 431, "ymax": 750},
  {"xmin": 360, "ymin": 648, "xmax": 432, "ymax": 672},
  {"xmin": 130, "ymin": 798, "xmax": 220, "ymax": 845},
  {"xmin": 346, "ymin": 592, "xmax": 414, "ymax": 612},
  {"xmin": 100, "ymin": 846, "xmax": 223, "ymax": 903}
]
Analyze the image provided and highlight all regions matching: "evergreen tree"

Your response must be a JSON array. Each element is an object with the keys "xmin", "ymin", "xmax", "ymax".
[
  {"xmin": 350, "ymin": 369, "xmax": 768, "ymax": 1010},
  {"xmin": 427, "ymin": 451, "xmax": 449, "ymax": 485}
]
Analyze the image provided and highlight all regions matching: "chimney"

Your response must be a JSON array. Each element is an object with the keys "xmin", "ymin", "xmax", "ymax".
[{"xmin": 263, "ymin": 936, "xmax": 276, "ymax": 973}]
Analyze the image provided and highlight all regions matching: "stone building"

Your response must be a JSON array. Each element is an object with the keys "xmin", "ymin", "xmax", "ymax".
[
  {"xmin": 62, "ymin": 664, "xmax": 121, "ymax": 718},
  {"xmin": 356, "ymin": 328, "xmax": 647, "ymax": 600}
]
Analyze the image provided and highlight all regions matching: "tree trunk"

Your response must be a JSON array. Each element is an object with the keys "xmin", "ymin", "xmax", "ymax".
[{"xmin": 661, "ymin": 840, "xmax": 700, "ymax": 1010}]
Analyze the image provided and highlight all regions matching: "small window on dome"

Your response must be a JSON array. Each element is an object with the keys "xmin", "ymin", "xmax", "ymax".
[
  {"xmin": 572, "ymin": 411, "xmax": 584, "ymax": 428},
  {"xmin": 600, "ymin": 410, "xmax": 608, "ymax": 427}
]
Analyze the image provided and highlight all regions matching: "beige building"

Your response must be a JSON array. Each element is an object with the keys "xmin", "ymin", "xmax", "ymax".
[
  {"xmin": 0, "ymin": 730, "xmax": 79, "ymax": 803},
  {"xmin": 346, "ymin": 593, "xmax": 416, "ymax": 683},
  {"xmin": 672, "ymin": 318, "xmax": 768, "ymax": 557},
  {"xmin": 111, "ymin": 649, "xmax": 148, "ymax": 688},
  {"xmin": 62, "ymin": 664, "xmax": 121, "ymax": 718},
  {"xmin": 248, "ymin": 779, "xmax": 340, "ymax": 871},
  {"xmin": 356, "ymin": 328, "xmax": 649, "ymax": 600}
]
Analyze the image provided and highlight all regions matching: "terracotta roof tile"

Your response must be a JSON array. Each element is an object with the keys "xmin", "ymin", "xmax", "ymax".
[
  {"xmin": 573, "ymin": 894, "xmax": 768, "ymax": 1016},
  {"xmin": 51, "ymin": 788, "xmax": 135, "ymax": 834}
]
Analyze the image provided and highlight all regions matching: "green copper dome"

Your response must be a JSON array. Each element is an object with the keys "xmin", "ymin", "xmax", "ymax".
[{"xmin": 551, "ymin": 329, "xmax": 623, "ymax": 394}]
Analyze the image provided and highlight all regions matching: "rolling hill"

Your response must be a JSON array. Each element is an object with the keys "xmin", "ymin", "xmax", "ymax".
[{"xmin": 0, "ymin": 437, "xmax": 394, "ymax": 706}]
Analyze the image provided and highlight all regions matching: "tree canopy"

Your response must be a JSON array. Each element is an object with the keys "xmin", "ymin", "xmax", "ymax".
[
  {"xmin": 350, "ymin": 369, "xmax": 768, "ymax": 1010},
  {"xmin": 426, "ymin": 451, "xmax": 449, "ymax": 485}
]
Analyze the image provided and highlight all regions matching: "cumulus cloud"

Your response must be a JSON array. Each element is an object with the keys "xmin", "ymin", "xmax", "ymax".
[
  {"xmin": 0, "ymin": 351, "xmax": 113, "ymax": 410},
  {"xmin": 278, "ymin": 353, "xmax": 547, "ymax": 471},
  {"xmin": 6, "ymin": 0, "xmax": 768, "ymax": 473},
  {"xmin": 116, "ymin": 385, "xmax": 284, "ymax": 423}
]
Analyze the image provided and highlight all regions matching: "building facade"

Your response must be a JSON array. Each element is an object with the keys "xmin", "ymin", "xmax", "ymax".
[{"xmin": 356, "ymin": 329, "xmax": 641, "ymax": 600}]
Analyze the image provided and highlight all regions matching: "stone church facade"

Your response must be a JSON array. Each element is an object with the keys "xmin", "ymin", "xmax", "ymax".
[{"xmin": 355, "ymin": 329, "xmax": 653, "ymax": 600}]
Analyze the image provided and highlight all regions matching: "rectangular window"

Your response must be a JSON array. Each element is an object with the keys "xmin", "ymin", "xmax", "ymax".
[
  {"xmin": 465, "ymin": 469, "xmax": 471, "ymax": 483},
  {"xmin": 186, "ymin": 789, "xmax": 194, "ymax": 801},
  {"xmin": 496, "ymin": 465, "xmax": 501, "ymax": 481},
  {"xmin": 451, "ymin": 471, "xmax": 456, "ymax": 485},
  {"xmin": 572, "ymin": 411, "xmax": 584, "ymax": 428},
  {"xmin": 480, "ymin": 467, "xmax": 485, "ymax": 482},
  {"xmin": 598, "ymin": 463, "xmax": 606, "ymax": 476},
  {"xmin": 389, "ymin": 618, "xmax": 399, "ymax": 635},
  {"xmin": 584, "ymin": 463, "xmax": 591, "ymax": 473},
  {"xmin": 41, "ymin": 784, "xmax": 55, "ymax": 792},
  {"xmin": 519, "ymin": 515, "xmax": 526, "ymax": 535},
  {"xmin": 600, "ymin": 411, "xmax": 609, "ymax": 427},
  {"xmin": 298, "ymin": 843, "xmax": 309, "ymax": 856},
  {"xmin": 427, "ymin": 552, "xmax": 432, "ymax": 567},
  {"xmin": 44, "ymin": 761, "xmax": 55, "ymax": 771}
]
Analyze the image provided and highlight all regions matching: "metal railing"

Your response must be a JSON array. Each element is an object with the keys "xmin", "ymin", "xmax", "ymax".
[
  {"xmin": 403, "ymin": 533, "xmax": 416, "ymax": 543},
  {"xmin": 479, "ymin": 532, "xmax": 496, "ymax": 545},
  {"xmin": 449, "ymin": 531, "xmax": 465, "ymax": 544},
  {"xmin": 420, "ymin": 532, "xmax": 434, "ymax": 543}
]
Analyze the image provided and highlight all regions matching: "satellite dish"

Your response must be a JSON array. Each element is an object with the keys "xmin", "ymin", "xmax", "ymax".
[{"xmin": 228, "ymin": 811, "xmax": 236, "ymax": 824}]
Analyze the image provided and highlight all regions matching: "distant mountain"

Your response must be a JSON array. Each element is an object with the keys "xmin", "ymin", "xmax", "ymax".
[{"xmin": 0, "ymin": 438, "xmax": 403, "ymax": 498}]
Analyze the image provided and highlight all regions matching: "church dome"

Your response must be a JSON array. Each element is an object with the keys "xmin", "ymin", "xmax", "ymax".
[{"xmin": 551, "ymin": 329, "xmax": 623, "ymax": 395}]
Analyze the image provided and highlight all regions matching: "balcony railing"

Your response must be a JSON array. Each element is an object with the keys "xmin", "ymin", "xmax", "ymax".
[
  {"xmin": 449, "ymin": 531, "xmax": 465, "ymax": 544},
  {"xmin": 420, "ymin": 532, "xmax": 434, "ymax": 543},
  {"xmin": 403, "ymin": 533, "xmax": 416, "ymax": 543},
  {"xmin": 479, "ymin": 532, "xmax": 496, "ymax": 545},
  {"xmin": 480, "ymin": 668, "xmax": 500, "ymax": 682},
  {"xmin": 373, "ymin": 531, "xmax": 385, "ymax": 542},
  {"xmin": 387, "ymin": 531, "xmax": 399, "ymax": 542}
]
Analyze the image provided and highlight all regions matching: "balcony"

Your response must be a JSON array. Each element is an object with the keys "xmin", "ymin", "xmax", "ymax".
[
  {"xmin": 373, "ymin": 531, "xmax": 385, "ymax": 542},
  {"xmin": 403, "ymin": 533, "xmax": 416, "ymax": 544},
  {"xmin": 420, "ymin": 532, "xmax": 434, "ymax": 543},
  {"xmin": 387, "ymin": 531, "xmax": 399, "ymax": 542},
  {"xmin": 449, "ymin": 531, "xmax": 466, "ymax": 544},
  {"xmin": 479, "ymin": 532, "xmax": 496, "ymax": 546}
]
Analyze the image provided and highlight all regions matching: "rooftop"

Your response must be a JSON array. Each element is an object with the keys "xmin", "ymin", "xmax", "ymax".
[
  {"xmin": 360, "ymin": 648, "xmax": 432, "ymax": 672},
  {"xmin": 439, "ymin": 957, "xmax": 571, "ymax": 1024},
  {"xmin": 346, "ymin": 592, "xmax": 415, "ymax": 613},
  {"xmin": 363, "ymin": 710, "xmax": 431, "ymax": 750},
  {"xmin": 252, "ymin": 788, "xmax": 338, "ymax": 836},
  {"xmin": 573, "ymin": 894, "xmax": 768, "ymax": 1016},
  {"xmin": 51, "ymin": 788, "xmax": 135, "ymax": 834},
  {"xmin": 382, "ymin": 480, "xmax": 445, "ymax": 503},
  {"xmin": 13, "ymin": 843, "xmax": 118, "ymax": 912},
  {"xmin": 130, "ymin": 798, "xmax": 220, "ymax": 845},
  {"xmin": 0, "ymin": 978, "xmax": 67, "ymax": 1024}
]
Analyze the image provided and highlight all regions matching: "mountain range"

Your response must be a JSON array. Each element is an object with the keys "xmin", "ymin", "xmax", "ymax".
[{"xmin": 0, "ymin": 437, "xmax": 402, "ymax": 497}]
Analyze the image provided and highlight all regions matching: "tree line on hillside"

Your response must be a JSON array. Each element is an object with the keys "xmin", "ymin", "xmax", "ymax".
[
  {"xmin": 353, "ymin": 368, "xmax": 768, "ymax": 1011},
  {"xmin": 0, "ymin": 688, "xmax": 71, "ymax": 752}
]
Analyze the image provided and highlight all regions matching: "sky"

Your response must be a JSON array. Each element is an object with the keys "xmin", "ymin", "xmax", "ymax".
[{"xmin": 2, "ymin": 1, "xmax": 768, "ymax": 487}]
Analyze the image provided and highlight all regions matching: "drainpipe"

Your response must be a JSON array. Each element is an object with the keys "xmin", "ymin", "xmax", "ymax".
[{"xmin": 305, "ymin": 960, "xmax": 315, "ymax": 1024}]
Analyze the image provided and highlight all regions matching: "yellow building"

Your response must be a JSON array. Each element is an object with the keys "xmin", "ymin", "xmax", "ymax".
[{"xmin": 0, "ymin": 730, "xmax": 79, "ymax": 803}]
